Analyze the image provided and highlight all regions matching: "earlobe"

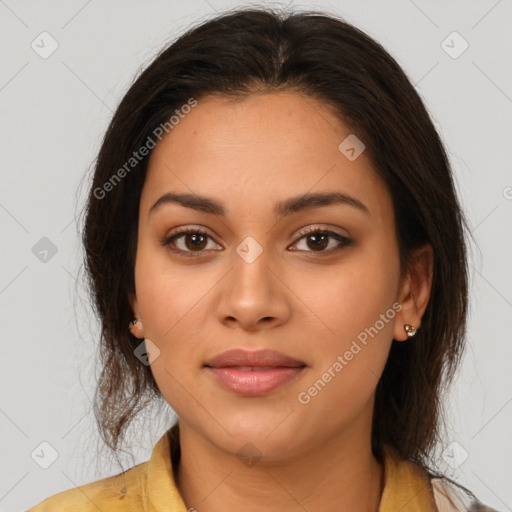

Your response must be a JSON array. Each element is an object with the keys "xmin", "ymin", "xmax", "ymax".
[
  {"xmin": 128, "ymin": 293, "xmax": 145, "ymax": 339},
  {"xmin": 128, "ymin": 317, "xmax": 144, "ymax": 339},
  {"xmin": 393, "ymin": 244, "xmax": 434, "ymax": 341}
]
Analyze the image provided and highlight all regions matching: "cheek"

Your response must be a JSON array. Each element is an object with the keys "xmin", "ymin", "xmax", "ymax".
[
  {"xmin": 296, "ymin": 248, "xmax": 400, "ymax": 348},
  {"xmin": 134, "ymin": 243, "xmax": 212, "ymax": 339},
  {"xmin": 293, "ymin": 242, "xmax": 400, "ymax": 409},
  {"xmin": 134, "ymin": 255, "xmax": 210, "ymax": 414},
  {"xmin": 294, "ymin": 285, "xmax": 396, "ymax": 435}
]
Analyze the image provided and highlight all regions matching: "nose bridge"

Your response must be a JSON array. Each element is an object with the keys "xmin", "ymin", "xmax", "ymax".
[
  {"xmin": 232, "ymin": 234, "xmax": 274, "ymax": 301},
  {"xmin": 217, "ymin": 234, "xmax": 290, "ymax": 328}
]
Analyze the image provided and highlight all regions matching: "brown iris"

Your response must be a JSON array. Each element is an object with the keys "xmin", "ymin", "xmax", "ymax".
[
  {"xmin": 306, "ymin": 233, "xmax": 329, "ymax": 251},
  {"xmin": 184, "ymin": 233, "xmax": 208, "ymax": 251}
]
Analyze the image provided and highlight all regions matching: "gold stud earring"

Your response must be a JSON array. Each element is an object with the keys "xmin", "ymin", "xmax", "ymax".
[
  {"xmin": 129, "ymin": 318, "xmax": 142, "ymax": 331},
  {"xmin": 404, "ymin": 324, "xmax": 417, "ymax": 338}
]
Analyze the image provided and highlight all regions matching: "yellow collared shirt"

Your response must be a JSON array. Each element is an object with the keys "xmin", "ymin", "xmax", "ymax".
[{"xmin": 28, "ymin": 429, "xmax": 498, "ymax": 511}]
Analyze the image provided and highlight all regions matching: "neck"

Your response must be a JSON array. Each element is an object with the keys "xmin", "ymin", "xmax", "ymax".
[{"xmin": 175, "ymin": 421, "xmax": 384, "ymax": 512}]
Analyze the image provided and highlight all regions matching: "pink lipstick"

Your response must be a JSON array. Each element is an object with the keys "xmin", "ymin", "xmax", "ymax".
[{"xmin": 204, "ymin": 349, "xmax": 306, "ymax": 397}]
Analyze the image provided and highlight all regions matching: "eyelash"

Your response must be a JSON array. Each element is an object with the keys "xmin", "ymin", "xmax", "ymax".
[{"xmin": 161, "ymin": 226, "xmax": 352, "ymax": 258}]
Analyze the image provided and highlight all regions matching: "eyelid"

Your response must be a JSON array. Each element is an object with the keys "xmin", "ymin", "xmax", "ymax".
[
  {"xmin": 290, "ymin": 226, "xmax": 352, "ymax": 253},
  {"xmin": 161, "ymin": 225, "xmax": 220, "ymax": 257},
  {"xmin": 294, "ymin": 224, "xmax": 350, "ymax": 239}
]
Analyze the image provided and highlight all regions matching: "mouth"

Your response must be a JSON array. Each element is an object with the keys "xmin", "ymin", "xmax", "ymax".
[
  {"xmin": 219, "ymin": 366, "xmax": 296, "ymax": 371},
  {"xmin": 204, "ymin": 349, "xmax": 307, "ymax": 397},
  {"xmin": 204, "ymin": 348, "xmax": 306, "ymax": 368}
]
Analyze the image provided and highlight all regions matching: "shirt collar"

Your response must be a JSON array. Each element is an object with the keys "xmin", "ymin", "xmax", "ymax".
[
  {"xmin": 378, "ymin": 445, "xmax": 438, "ymax": 511},
  {"xmin": 144, "ymin": 428, "xmax": 437, "ymax": 512},
  {"xmin": 144, "ymin": 428, "xmax": 187, "ymax": 512}
]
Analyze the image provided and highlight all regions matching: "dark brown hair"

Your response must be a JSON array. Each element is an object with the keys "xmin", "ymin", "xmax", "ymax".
[{"xmin": 81, "ymin": 6, "xmax": 470, "ymax": 480}]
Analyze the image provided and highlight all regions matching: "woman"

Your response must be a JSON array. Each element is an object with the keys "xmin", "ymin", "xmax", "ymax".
[{"xmin": 28, "ymin": 7, "xmax": 498, "ymax": 512}]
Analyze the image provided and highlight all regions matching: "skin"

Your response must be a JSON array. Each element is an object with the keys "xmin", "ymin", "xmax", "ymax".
[{"xmin": 129, "ymin": 91, "xmax": 433, "ymax": 512}]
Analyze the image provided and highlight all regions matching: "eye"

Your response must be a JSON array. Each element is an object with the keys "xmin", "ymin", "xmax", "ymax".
[
  {"xmin": 290, "ymin": 227, "xmax": 352, "ymax": 254},
  {"xmin": 162, "ymin": 227, "xmax": 221, "ymax": 257},
  {"xmin": 161, "ymin": 226, "xmax": 352, "ymax": 258}
]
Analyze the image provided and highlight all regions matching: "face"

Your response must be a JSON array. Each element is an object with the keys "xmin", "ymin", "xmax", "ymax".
[{"xmin": 130, "ymin": 91, "xmax": 430, "ymax": 461}]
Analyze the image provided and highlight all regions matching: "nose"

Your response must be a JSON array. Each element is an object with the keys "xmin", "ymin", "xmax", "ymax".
[{"xmin": 216, "ymin": 243, "xmax": 291, "ymax": 332}]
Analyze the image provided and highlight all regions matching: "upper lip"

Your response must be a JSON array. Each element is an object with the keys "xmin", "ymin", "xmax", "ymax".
[{"xmin": 204, "ymin": 349, "xmax": 306, "ymax": 368}]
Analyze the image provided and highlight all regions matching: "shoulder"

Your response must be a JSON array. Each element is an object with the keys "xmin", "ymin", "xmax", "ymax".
[
  {"xmin": 381, "ymin": 445, "xmax": 499, "ymax": 512},
  {"xmin": 28, "ymin": 428, "xmax": 186, "ymax": 512},
  {"xmin": 430, "ymin": 475, "xmax": 499, "ymax": 512},
  {"xmin": 27, "ymin": 460, "xmax": 148, "ymax": 512}
]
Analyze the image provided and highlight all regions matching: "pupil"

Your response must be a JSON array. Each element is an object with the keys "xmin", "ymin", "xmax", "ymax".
[{"xmin": 187, "ymin": 233, "xmax": 206, "ymax": 250}]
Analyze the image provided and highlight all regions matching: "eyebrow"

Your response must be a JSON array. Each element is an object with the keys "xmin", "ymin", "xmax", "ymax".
[{"xmin": 149, "ymin": 191, "xmax": 370, "ymax": 218}]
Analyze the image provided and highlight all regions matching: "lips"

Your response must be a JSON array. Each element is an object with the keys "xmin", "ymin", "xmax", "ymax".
[
  {"xmin": 204, "ymin": 348, "xmax": 306, "ymax": 369},
  {"xmin": 204, "ymin": 349, "xmax": 306, "ymax": 397}
]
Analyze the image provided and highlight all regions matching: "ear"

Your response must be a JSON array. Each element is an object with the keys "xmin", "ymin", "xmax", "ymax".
[
  {"xmin": 128, "ymin": 292, "xmax": 144, "ymax": 339},
  {"xmin": 393, "ymin": 244, "xmax": 434, "ymax": 341},
  {"xmin": 128, "ymin": 292, "xmax": 138, "ymax": 315}
]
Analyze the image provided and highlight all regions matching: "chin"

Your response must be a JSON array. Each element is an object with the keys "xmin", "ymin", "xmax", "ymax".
[{"xmin": 207, "ymin": 412, "xmax": 307, "ymax": 462}]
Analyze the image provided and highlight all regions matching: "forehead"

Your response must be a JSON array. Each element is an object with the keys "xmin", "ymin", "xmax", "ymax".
[{"xmin": 142, "ymin": 92, "xmax": 392, "ymax": 220}]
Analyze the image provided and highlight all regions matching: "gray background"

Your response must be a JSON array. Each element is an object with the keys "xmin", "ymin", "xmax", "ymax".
[{"xmin": 1, "ymin": 1, "xmax": 511, "ymax": 511}]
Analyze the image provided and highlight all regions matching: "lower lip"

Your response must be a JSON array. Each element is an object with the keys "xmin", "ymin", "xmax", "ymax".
[{"xmin": 206, "ymin": 367, "xmax": 305, "ymax": 396}]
